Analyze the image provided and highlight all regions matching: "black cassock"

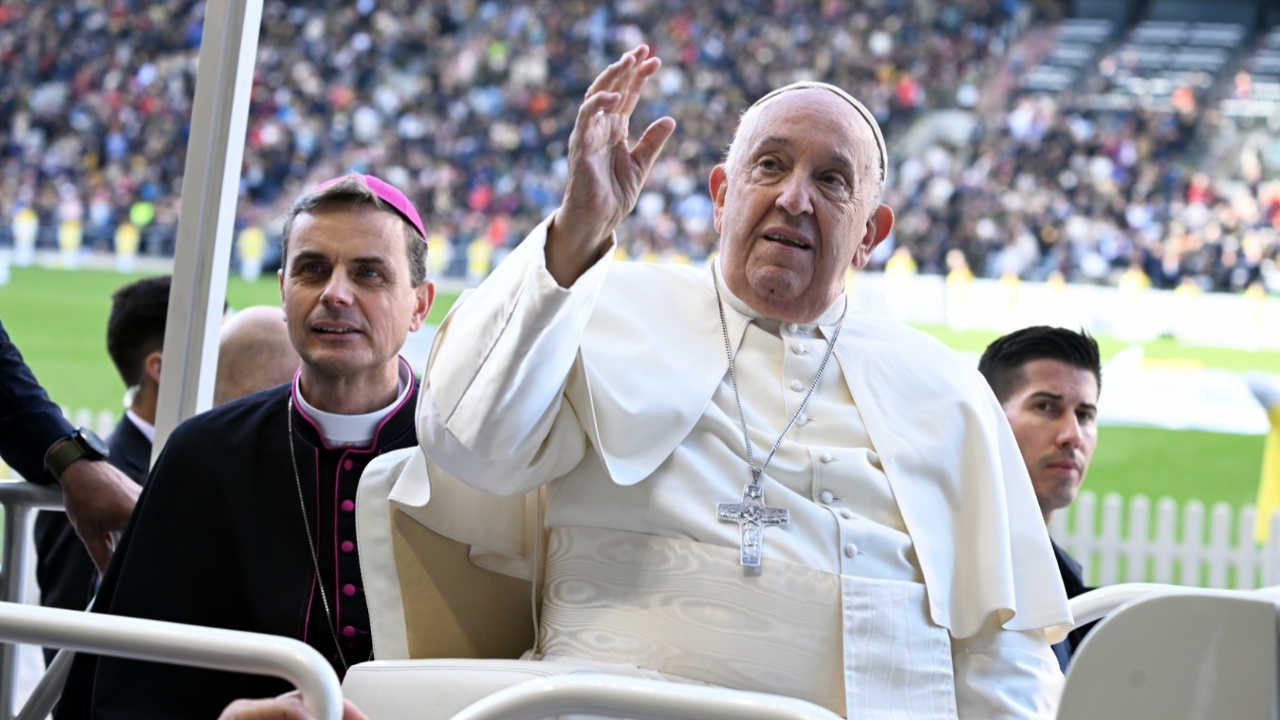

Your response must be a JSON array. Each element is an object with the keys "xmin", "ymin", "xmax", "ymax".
[{"xmin": 57, "ymin": 377, "xmax": 420, "ymax": 719}]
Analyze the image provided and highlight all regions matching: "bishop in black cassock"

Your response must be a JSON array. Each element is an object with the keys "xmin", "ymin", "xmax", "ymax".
[{"xmin": 56, "ymin": 361, "xmax": 419, "ymax": 719}]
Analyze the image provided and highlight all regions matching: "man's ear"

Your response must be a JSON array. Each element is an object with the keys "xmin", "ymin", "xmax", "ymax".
[
  {"xmin": 143, "ymin": 350, "xmax": 163, "ymax": 386},
  {"xmin": 852, "ymin": 204, "xmax": 895, "ymax": 269},
  {"xmin": 709, "ymin": 165, "xmax": 729, "ymax": 234},
  {"xmin": 408, "ymin": 280, "xmax": 435, "ymax": 333}
]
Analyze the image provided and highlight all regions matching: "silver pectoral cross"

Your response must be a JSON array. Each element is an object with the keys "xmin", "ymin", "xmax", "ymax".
[{"xmin": 717, "ymin": 481, "xmax": 789, "ymax": 567}]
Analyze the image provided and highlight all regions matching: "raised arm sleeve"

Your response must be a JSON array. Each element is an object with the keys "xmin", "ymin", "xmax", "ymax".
[
  {"xmin": 418, "ymin": 216, "xmax": 613, "ymax": 496},
  {"xmin": 0, "ymin": 320, "xmax": 75, "ymax": 482}
]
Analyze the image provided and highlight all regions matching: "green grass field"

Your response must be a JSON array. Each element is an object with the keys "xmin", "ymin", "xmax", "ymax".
[
  {"xmin": 0, "ymin": 266, "xmax": 1267, "ymax": 509},
  {"xmin": 0, "ymin": 266, "xmax": 460, "ymax": 413}
]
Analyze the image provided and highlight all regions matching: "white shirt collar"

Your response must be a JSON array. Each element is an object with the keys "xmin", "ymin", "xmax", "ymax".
[
  {"xmin": 293, "ymin": 359, "xmax": 413, "ymax": 448},
  {"xmin": 125, "ymin": 409, "xmax": 156, "ymax": 443}
]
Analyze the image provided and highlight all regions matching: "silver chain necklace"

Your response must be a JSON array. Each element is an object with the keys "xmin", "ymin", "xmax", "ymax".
[
  {"xmin": 711, "ymin": 264, "xmax": 846, "ymax": 567},
  {"xmin": 287, "ymin": 397, "xmax": 349, "ymax": 672}
]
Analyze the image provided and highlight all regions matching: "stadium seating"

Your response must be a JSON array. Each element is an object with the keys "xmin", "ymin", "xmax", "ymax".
[
  {"xmin": 8, "ymin": 1, "xmax": 1280, "ymax": 294},
  {"xmin": 1021, "ymin": 19, "xmax": 1116, "ymax": 94}
]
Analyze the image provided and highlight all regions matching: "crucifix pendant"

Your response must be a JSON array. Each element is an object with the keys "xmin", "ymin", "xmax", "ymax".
[{"xmin": 717, "ymin": 479, "xmax": 789, "ymax": 567}]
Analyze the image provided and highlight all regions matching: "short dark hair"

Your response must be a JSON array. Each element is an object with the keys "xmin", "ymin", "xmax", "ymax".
[
  {"xmin": 978, "ymin": 326, "xmax": 1102, "ymax": 404},
  {"xmin": 107, "ymin": 275, "xmax": 171, "ymax": 387},
  {"xmin": 279, "ymin": 176, "xmax": 429, "ymax": 287}
]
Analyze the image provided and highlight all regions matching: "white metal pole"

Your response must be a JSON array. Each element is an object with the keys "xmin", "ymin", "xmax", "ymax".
[
  {"xmin": 153, "ymin": 0, "xmax": 264, "ymax": 460},
  {"xmin": 0, "ymin": 482, "xmax": 62, "ymax": 719},
  {"xmin": 449, "ymin": 674, "xmax": 844, "ymax": 720}
]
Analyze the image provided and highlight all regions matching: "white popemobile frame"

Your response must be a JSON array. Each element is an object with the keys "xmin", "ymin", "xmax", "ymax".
[
  {"xmin": 152, "ymin": 0, "xmax": 263, "ymax": 460},
  {"xmin": 7, "ymin": 0, "xmax": 1280, "ymax": 717}
]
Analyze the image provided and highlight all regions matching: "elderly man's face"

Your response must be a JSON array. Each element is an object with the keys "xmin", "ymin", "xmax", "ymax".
[
  {"xmin": 279, "ymin": 205, "xmax": 432, "ymax": 392},
  {"xmin": 710, "ymin": 89, "xmax": 893, "ymax": 323}
]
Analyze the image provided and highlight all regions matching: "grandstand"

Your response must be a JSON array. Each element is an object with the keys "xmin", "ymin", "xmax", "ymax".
[{"xmin": 3, "ymin": 0, "xmax": 1275, "ymax": 295}]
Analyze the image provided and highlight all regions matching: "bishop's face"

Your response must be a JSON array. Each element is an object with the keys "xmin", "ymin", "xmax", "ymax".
[
  {"xmin": 279, "ymin": 205, "xmax": 432, "ymax": 408},
  {"xmin": 710, "ymin": 89, "xmax": 893, "ymax": 324}
]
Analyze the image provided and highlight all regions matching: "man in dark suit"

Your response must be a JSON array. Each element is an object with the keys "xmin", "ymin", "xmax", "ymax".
[
  {"xmin": 980, "ymin": 326, "xmax": 1102, "ymax": 671},
  {"xmin": 34, "ymin": 275, "xmax": 169, "ymax": 651}
]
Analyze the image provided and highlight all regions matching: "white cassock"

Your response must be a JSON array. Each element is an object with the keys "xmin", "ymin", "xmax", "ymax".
[{"xmin": 409, "ymin": 217, "xmax": 1072, "ymax": 719}]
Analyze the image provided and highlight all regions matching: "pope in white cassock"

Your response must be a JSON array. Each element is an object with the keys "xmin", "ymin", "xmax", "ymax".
[{"xmin": 413, "ymin": 45, "xmax": 1072, "ymax": 719}]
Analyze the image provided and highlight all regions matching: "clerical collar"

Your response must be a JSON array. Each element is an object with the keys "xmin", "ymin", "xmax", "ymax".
[
  {"xmin": 711, "ymin": 259, "xmax": 847, "ymax": 334},
  {"xmin": 293, "ymin": 359, "xmax": 412, "ymax": 448},
  {"xmin": 125, "ymin": 409, "xmax": 156, "ymax": 443}
]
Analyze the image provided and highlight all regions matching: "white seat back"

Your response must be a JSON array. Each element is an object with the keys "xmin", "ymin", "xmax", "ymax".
[
  {"xmin": 355, "ymin": 449, "xmax": 536, "ymax": 661},
  {"xmin": 1059, "ymin": 590, "xmax": 1280, "ymax": 719}
]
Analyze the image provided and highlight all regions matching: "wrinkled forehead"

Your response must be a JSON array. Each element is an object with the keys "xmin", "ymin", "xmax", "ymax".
[{"xmin": 746, "ymin": 82, "xmax": 887, "ymax": 182}]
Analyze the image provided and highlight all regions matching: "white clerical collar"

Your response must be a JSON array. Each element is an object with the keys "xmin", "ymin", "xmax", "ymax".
[
  {"xmin": 711, "ymin": 258, "xmax": 847, "ymax": 333},
  {"xmin": 293, "ymin": 359, "xmax": 413, "ymax": 448},
  {"xmin": 125, "ymin": 409, "xmax": 156, "ymax": 443}
]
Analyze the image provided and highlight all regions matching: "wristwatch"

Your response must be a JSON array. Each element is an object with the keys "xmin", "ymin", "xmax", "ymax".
[{"xmin": 44, "ymin": 427, "xmax": 110, "ymax": 483}]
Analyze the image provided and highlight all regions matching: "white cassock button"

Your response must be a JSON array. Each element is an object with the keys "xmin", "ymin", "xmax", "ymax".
[
  {"xmin": 787, "ymin": 323, "xmax": 800, "ymax": 333},
  {"xmin": 790, "ymin": 379, "xmax": 804, "ymax": 392},
  {"xmin": 820, "ymin": 452, "xmax": 835, "ymax": 463},
  {"xmin": 840, "ymin": 509, "xmax": 853, "ymax": 520},
  {"xmin": 792, "ymin": 343, "xmax": 805, "ymax": 354},
  {"xmin": 844, "ymin": 543, "xmax": 858, "ymax": 558},
  {"xmin": 797, "ymin": 412, "xmax": 808, "ymax": 425},
  {"xmin": 820, "ymin": 491, "xmax": 834, "ymax": 504}
]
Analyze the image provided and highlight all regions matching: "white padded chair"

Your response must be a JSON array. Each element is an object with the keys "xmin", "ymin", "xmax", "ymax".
[
  {"xmin": 345, "ymin": 450, "xmax": 845, "ymax": 720},
  {"xmin": 347, "ymin": 449, "xmax": 580, "ymax": 719}
]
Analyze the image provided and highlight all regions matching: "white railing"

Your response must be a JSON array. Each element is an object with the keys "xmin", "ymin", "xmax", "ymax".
[
  {"xmin": 450, "ymin": 674, "xmax": 843, "ymax": 720},
  {"xmin": 0, "ymin": 602, "xmax": 343, "ymax": 720},
  {"xmin": 0, "ymin": 481, "xmax": 64, "ymax": 719},
  {"xmin": 1049, "ymin": 489, "xmax": 1280, "ymax": 589}
]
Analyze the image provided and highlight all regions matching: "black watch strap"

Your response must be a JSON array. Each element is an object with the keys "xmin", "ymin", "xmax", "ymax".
[{"xmin": 44, "ymin": 427, "xmax": 109, "ymax": 482}]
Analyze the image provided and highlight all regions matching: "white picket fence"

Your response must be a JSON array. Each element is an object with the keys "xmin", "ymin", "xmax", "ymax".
[{"xmin": 1050, "ymin": 489, "xmax": 1280, "ymax": 589}]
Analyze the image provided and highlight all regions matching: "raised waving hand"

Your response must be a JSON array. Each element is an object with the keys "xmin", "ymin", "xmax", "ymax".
[{"xmin": 546, "ymin": 45, "xmax": 676, "ymax": 286}]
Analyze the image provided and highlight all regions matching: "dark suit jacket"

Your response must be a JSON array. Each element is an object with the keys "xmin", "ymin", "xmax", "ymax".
[
  {"xmin": 0, "ymin": 319, "xmax": 74, "ymax": 481},
  {"xmin": 35, "ymin": 416, "xmax": 149, "ymax": 658},
  {"xmin": 1051, "ymin": 539, "xmax": 1098, "ymax": 671}
]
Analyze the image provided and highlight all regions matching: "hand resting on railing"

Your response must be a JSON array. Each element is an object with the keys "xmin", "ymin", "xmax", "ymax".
[
  {"xmin": 219, "ymin": 692, "xmax": 367, "ymax": 720},
  {"xmin": 58, "ymin": 457, "xmax": 140, "ymax": 575}
]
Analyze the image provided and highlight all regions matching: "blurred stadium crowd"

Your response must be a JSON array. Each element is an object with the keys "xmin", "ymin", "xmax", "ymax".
[{"xmin": 2, "ymin": 0, "xmax": 1279, "ymax": 293}]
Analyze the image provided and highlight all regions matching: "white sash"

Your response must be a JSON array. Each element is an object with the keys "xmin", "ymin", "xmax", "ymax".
[{"xmin": 539, "ymin": 526, "xmax": 958, "ymax": 719}]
